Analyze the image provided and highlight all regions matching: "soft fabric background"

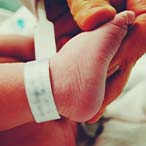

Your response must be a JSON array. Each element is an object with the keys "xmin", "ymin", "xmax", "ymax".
[
  {"xmin": 0, "ymin": 5, "xmax": 36, "ymax": 36},
  {"xmin": 93, "ymin": 54, "xmax": 146, "ymax": 146},
  {"xmin": 0, "ymin": 0, "xmax": 21, "ymax": 11}
]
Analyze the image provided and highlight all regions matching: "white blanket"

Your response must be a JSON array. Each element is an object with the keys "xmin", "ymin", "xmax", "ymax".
[
  {"xmin": 0, "ymin": 6, "xmax": 36, "ymax": 36},
  {"xmin": 94, "ymin": 54, "xmax": 146, "ymax": 146}
]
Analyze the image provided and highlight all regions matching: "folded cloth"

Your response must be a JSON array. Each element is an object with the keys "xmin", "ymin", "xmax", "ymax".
[
  {"xmin": 94, "ymin": 119, "xmax": 146, "ymax": 146},
  {"xmin": 0, "ymin": 8, "xmax": 12, "ymax": 24},
  {"xmin": 0, "ymin": 6, "xmax": 36, "ymax": 36}
]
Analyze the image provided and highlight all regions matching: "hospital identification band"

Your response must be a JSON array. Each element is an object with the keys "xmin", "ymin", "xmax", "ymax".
[{"xmin": 24, "ymin": 59, "xmax": 60, "ymax": 123}]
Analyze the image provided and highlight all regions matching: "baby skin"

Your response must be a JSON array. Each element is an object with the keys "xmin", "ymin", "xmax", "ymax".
[{"xmin": 0, "ymin": 11, "xmax": 134, "ymax": 146}]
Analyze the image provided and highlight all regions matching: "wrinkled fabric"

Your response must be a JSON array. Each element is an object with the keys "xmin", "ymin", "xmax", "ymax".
[
  {"xmin": 82, "ymin": 54, "xmax": 146, "ymax": 146},
  {"xmin": 0, "ymin": 6, "xmax": 36, "ymax": 36},
  {"xmin": 79, "ymin": 54, "xmax": 146, "ymax": 146},
  {"xmin": 105, "ymin": 54, "xmax": 146, "ymax": 122}
]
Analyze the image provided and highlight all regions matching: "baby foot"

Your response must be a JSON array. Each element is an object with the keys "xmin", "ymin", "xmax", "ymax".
[{"xmin": 50, "ymin": 11, "xmax": 135, "ymax": 122}]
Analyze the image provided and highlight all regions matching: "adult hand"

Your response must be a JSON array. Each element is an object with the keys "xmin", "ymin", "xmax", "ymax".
[
  {"xmin": 76, "ymin": 0, "xmax": 146, "ymax": 123},
  {"xmin": 46, "ymin": 0, "xmax": 146, "ymax": 123}
]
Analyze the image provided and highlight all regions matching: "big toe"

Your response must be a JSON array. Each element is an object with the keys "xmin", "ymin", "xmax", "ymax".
[
  {"xmin": 111, "ymin": 10, "xmax": 135, "ymax": 29},
  {"xmin": 93, "ymin": 11, "xmax": 135, "ymax": 64}
]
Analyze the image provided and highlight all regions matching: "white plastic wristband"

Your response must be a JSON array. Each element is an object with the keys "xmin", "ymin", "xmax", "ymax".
[{"xmin": 24, "ymin": 59, "xmax": 60, "ymax": 123}]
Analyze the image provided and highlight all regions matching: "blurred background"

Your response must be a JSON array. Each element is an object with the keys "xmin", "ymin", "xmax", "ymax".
[{"xmin": 0, "ymin": 0, "xmax": 21, "ymax": 11}]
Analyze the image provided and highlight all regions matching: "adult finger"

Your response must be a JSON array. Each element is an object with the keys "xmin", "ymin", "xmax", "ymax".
[
  {"xmin": 67, "ymin": 0, "xmax": 117, "ymax": 30},
  {"xmin": 127, "ymin": 0, "xmax": 146, "ymax": 16}
]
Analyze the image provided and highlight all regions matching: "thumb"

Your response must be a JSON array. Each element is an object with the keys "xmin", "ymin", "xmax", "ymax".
[
  {"xmin": 127, "ymin": 0, "xmax": 146, "ymax": 16},
  {"xmin": 67, "ymin": 0, "xmax": 116, "ymax": 30}
]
